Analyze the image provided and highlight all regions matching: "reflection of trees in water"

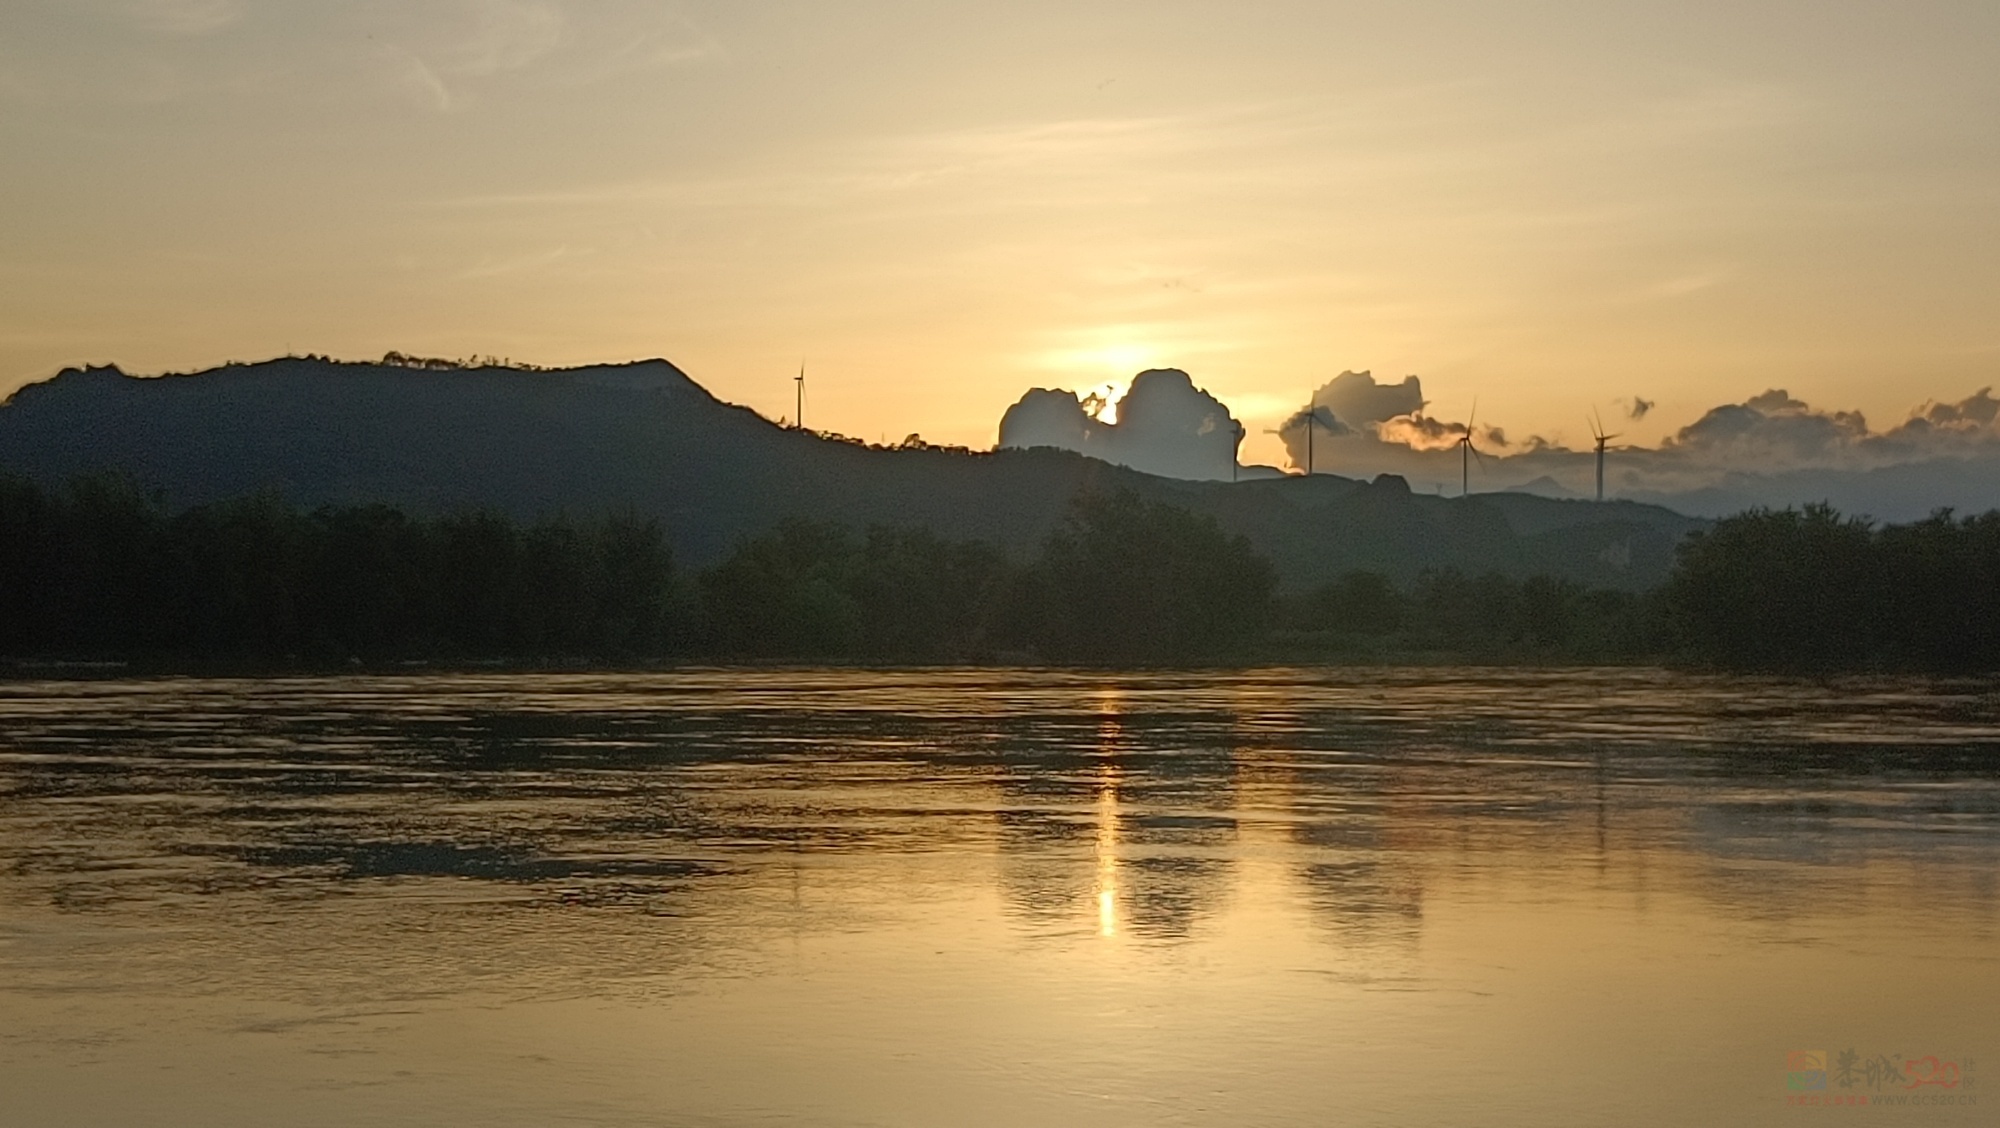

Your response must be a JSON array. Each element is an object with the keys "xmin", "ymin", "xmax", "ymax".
[
  {"xmin": 1117, "ymin": 845, "xmax": 1235, "ymax": 940},
  {"xmin": 1285, "ymin": 811, "xmax": 1424, "ymax": 948},
  {"xmin": 993, "ymin": 806, "xmax": 1096, "ymax": 928},
  {"xmin": 1679, "ymin": 744, "xmax": 2000, "ymax": 921},
  {"xmin": 989, "ymin": 706, "xmax": 1242, "ymax": 940},
  {"xmin": 14, "ymin": 670, "xmax": 2000, "ymax": 968},
  {"xmin": 1296, "ymin": 858, "xmax": 1423, "ymax": 946},
  {"xmin": 992, "ymin": 799, "xmax": 1240, "ymax": 941}
]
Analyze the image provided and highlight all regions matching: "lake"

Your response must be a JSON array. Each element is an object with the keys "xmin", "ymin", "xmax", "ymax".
[{"xmin": 1, "ymin": 668, "xmax": 1994, "ymax": 1126}]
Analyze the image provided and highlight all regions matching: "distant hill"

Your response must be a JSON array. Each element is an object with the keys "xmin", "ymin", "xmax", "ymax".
[{"xmin": 0, "ymin": 357, "xmax": 1707, "ymax": 589}]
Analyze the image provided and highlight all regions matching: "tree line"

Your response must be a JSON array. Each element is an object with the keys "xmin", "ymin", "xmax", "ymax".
[
  {"xmin": 0, "ymin": 478, "xmax": 1272, "ymax": 667},
  {"xmin": 3, "ymin": 475, "xmax": 1996, "ymax": 671},
  {"xmin": 0, "ymin": 476, "xmax": 679, "ymax": 663},
  {"xmin": 1667, "ymin": 503, "xmax": 2000, "ymax": 672}
]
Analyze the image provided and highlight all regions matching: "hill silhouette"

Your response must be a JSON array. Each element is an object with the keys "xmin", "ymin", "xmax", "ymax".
[{"xmin": 0, "ymin": 357, "xmax": 1705, "ymax": 589}]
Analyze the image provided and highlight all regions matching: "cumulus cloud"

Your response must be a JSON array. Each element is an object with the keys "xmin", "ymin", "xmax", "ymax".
[
  {"xmin": 1270, "ymin": 371, "xmax": 1509, "ymax": 471},
  {"xmin": 1275, "ymin": 405, "xmax": 1351, "ymax": 441},
  {"xmin": 1662, "ymin": 389, "xmax": 1871, "ymax": 464},
  {"xmin": 1908, "ymin": 387, "xmax": 1999, "ymax": 431},
  {"xmin": 1263, "ymin": 379, "xmax": 2000, "ymax": 517},
  {"xmin": 1653, "ymin": 388, "xmax": 2000, "ymax": 472},
  {"xmin": 997, "ymin": 368, "xmax": 1245, "ymax": 481},
  {"xmin": 1318, "ymin": 370, "xmax": 1424, "ymax": 429},
  {"xmin": 992, "ymin": 364, "xmax": 2000, "ymax": 517}
]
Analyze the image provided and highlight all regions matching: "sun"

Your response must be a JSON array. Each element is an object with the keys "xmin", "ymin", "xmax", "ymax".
[
  {"xmin": 1081, "ymin": 378, "xmax": 1131, "ymax": 423},
  {"xmin": 1036, "ymin": 340, "xmax": 1165, "ymax": 424}
]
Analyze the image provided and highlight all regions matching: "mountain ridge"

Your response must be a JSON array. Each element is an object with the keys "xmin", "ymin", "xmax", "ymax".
[{"xmin": 0, "ymin": 357, "xmax": 1706, "ymax": 589}]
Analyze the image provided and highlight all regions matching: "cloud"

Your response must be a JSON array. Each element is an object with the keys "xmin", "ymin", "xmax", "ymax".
[
  {"xmin": 1022, "ymin": 366, "xmax": 2000, "ymax": 517},
  {"xmin": 448, "ymin": 0, "xmax": 566, "ymax": 77},
  {"xmin": 1373, "ymin": 412, "xmax": 1471, "ymax": 451},
  {"xmin": 586, "ymin": 12, "xmax": 724, "ymax": 74},
  {"xmin": 997, "ymin": 368, "xmax": 1245, "ymax": 481},
  {"xmin": 1270, "ymin": 370, "xmax": 1498, "ymax": 471},
  {"xmin": 1316, "ymin": 370, "xmax": 1424, "ymax": 429},
  {"xmin": 123, "ymin": 0, "xmax": 243, "ymax": 36},
  {"xmin": 394, "ymin": 47, "xmax": 454, "ymax": 111},
  {"xmin": 1909, "ymin": 387, "xmax": 1999, "ymax": 431},
  {"xmin": 1260, "ymin": 379, "xmax": 2000, "ymax": 516},
  {"xmin": 377, "ymin": 2, "xmax": 722, "ymax": 112},
  {"xmin": 1274, "ymin": 405, "xmax": 1351, "ymax": 441},
  {"xmin": 1661, "ymin": 389, "xmax": 1870, "ymax": 464}
]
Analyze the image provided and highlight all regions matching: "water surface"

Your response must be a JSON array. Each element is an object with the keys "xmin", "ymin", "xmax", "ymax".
[{"xmin": 2, "ymin": 668, "xmax": 1995, "ymax": 1126}]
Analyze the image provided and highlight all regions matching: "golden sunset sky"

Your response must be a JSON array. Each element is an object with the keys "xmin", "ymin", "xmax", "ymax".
[{"xmin": 4, "ymin": 1, "xmax": 1997, "ymax": 466}]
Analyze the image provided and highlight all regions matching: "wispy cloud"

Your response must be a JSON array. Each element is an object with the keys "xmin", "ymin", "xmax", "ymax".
[
  {"xmin": 391, "ymin": 46, "xmax": 454, "ymax": 112},
  {"xmin": 122, "ymin": 0, "xmax": 244, "ymax": 36},
  {"xmin": 371, "ymin": 1, "xmax": 723, "ymax": 111},
  {"xmin": 454, "ymin": 242, "xmax": 577, "ymax": 280},
  {"xmin": 446, "ymin": 0, "xmax": 565, "ymax": 77}
]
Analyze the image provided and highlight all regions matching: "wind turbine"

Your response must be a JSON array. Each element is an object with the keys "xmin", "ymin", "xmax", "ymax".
[
  {"xmin": 1588, "ymin": 410, "xmax": 1620, "ymax": 503},
  {"xmin": 794, "ymin": 364, "xmax": 805, "ymax": 431},
  {"xmin": 1456, "ymin": 398, "xmax": 1485, "ymax": 498},
  {"xmin": 1299, "ymin": 399, "xmax": 1337, "ymax": 476},
  {"xmin": 1305, "ymin": 395, "xmax": 1316, "ymax": 475}
]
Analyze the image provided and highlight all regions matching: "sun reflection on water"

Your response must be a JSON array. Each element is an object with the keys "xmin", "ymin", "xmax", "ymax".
[
  {"xmin": 3, "ymin": 670, "xmax": 2000, "ymax": 1128},
  {"xmin": 1094, "ymin": 766, "xmax": 1119, "ymax": 938},
  {"xmin": 1093, "ymin": 690, "xmax": 1123, "ymax": 938}
]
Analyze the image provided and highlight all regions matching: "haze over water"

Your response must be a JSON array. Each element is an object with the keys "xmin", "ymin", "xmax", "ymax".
[{"xmin": 1, "ymin": 668, "xmax": 1994, "ymax": 1126}]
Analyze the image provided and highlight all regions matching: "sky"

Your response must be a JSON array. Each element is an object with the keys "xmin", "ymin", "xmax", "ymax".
[{"xmin": 4, "ymin": 1, "xmax": 1999, "ymax": 470}]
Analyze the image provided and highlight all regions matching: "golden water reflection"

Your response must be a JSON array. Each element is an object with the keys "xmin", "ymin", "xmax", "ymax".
[
  {"xmin": 0, "ymin": 668, "xmax": 1996, "ymax": 1127},
  {"xmin": 1094, "ymin": 762, "xmax": 1119, "ymax": 938}
]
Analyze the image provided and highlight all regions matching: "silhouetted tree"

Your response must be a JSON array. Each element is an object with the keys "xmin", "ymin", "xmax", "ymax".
[
  {"xmin": 700, "ymin": 521, "xmax": 863, "ymax": 658},
  {"xmin": 1301, "ymin": 571, "xmax": 1407, "ymax": 635},
  {"xmin": 1666, "ymin": 504, "xmax": 1879, "ymax": 670},
  {"xmin": 1027, "ymin": 490, "xmax": 1275, "ymax": 663},
  {"xmin": 19, "ymin": 472, "xmax": 1988, "ymax": 672},
  {"xmin": 1872, "ymin": 509, "xmax": 2000, "ymax": 671},
  {"xmin": 0, "ymin": 476, "xmax": 682, "ymax": 665},
  {"xmin": 698, "ymin": 521, "xmax": 1009, "ymax": 661},
  {"xmin": 849, "ymin": 525, "xmax": 1009, "ymax": 661}
]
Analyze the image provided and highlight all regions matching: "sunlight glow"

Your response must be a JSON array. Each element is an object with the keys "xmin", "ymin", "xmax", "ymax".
[
  {"xmin": 1093, "ymin": 730, "xmax": 1121, "ymax": 938},
  {"xmin": 1035, "ymin": 335, "xmax": 1173, "ymax": 423},
  {"xmin": 1081, "ymin": 379, "xmax": 1130, "ymax": 424}
]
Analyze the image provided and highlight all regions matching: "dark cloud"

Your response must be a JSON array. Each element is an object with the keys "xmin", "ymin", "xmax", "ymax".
[
  {"xmin": 1273, "ymin": 371, "xmax": 1458, "ymax": 472},
  {"xmin": 994, "ymin": 369, "xmax": 2000, "ymax": 518},
  {"xmin": 1275, "ymin": 405, "xmax": 1351, "ymax": 439},
  {"xmin": 997, "ymin": 368, "xmax": 1245, "ymax": 481},
  {"xmin": 1263, "ymin": 382, "xmax": 2000, "ymax": 517},
  {"xmin": 1317, "ymin": 370, "xmax": 1424, "ymax": 428},
  {"xmin": 1908, "ymin": 387, "xmax": 1998, "ymax": 430},
  {"xmin": 1663, "ymin": 388, "xmax": 1870, "ymax": 462},
  {"xmin": 1373, "ymin": 412, "xmax": 1471, "ymax": 449}
]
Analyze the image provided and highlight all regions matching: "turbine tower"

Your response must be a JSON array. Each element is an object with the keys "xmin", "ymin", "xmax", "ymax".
[
  {"xmin": 1456, "ymin": 398, "xmax": 1484, "ymax": 497},
  {"xmin": 1588, "ymin": 410, "xmax": 1620, "ymax": 503},
  {"xmin": 1305, "ymin": 394, "xmax": 1315, "ymax": 476},
  {"xmin": 794, "ymin": 364, "xmax": 805, "ymax": 431}
]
